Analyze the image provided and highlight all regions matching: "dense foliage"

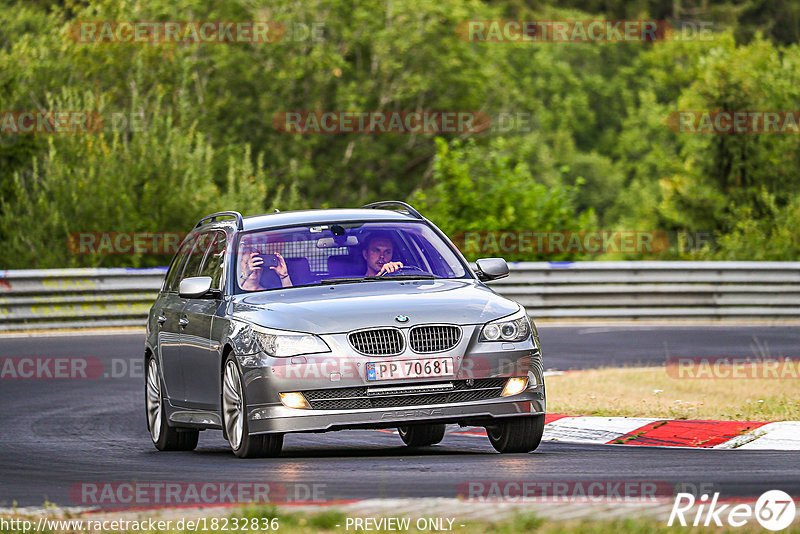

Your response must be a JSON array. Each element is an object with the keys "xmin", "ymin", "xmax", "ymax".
[{"xmin": 1, "ymin": 0, "xmax": 798, "ymax": 266}]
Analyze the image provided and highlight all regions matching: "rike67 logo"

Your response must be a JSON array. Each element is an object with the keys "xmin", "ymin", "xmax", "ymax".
[{"xmin": 669, "ymin": 490, "xmax": 796, "ymax": 531}]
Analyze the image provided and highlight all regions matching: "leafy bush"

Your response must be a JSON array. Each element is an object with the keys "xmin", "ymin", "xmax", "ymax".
[
  {"xmin": 412, "ymin": 138, "xmax": 595, "ymax": 261},
  {"xmin": 1, "ymin": 0, "xmax": 800, "ymax": 267},
  {"xmin": 0, "ymin": 90, "xmax": 276, "ymax": 268}
]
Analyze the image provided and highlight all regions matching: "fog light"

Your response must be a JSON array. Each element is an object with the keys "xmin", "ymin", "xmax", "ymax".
[
  {"xmin": 501, "ymin": 377, "xmax": 528, "ymax": 397},
  {"xmin": 279, "ymin": 392, "xmax": 311, "ymax": 409}
]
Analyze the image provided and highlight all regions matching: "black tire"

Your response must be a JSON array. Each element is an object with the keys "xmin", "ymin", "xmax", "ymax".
[
  {"xmin": 222, "ymin": 356, "xmax": 283, "ymax": 458},
  {"xmin": 234, "ymin": 432, "xmax": 284, "ymax": 459},
  {"xmin": 146, "ymin": 355, "xmax": 199, "ymax": 451},
  {"xmin": 397, "ymin": 423, "xmax": 446, "ymax": 447},
  {"xmin": 486, "ymin": 414, "xmax": 545, "ymax": 453}
]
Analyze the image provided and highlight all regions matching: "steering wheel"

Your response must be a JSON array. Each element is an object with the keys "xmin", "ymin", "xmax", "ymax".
[{"xmin": 383, "ymin": 265, "xmax": 433, "ymax": 276}]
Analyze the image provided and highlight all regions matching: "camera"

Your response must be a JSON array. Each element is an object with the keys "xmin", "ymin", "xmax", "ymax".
[{"xmin": 261, "ymin": 253, "xmax": 280, "ymax": 268}]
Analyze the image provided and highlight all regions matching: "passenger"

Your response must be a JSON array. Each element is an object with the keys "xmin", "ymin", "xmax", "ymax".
[{"xmin": 239, "ymin": 247, "xmax": 293, "ymax": 291}]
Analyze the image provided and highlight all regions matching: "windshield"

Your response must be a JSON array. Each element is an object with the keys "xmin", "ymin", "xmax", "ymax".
[{"xmin": 235, "ymin": 221, "xmax": 470, "ymax": 292}]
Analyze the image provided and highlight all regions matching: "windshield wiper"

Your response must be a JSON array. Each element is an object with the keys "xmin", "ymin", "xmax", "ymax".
[
  {"xmin": 320, "ymin": 277, "xmax": 371, "ymax": 285},
  {"xmin": 363, "ymin": 274, "xmax": 435, "ymax": 281},
  {"xmin": 320, "ymin": 274, "xmax": 436, "ymax": 285}
]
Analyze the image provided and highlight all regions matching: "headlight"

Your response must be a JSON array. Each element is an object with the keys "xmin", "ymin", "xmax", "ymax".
[
  {"xmin": 253, "ymin": 328, "xmax": 330, "ymax": 358},
  {"xmin": 480, "ymin": 309, "xmax": 531, "ymax": 342}
]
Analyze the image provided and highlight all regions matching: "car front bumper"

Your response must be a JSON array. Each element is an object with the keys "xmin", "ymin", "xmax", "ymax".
[
  {"xmin": 239, "ymin": 326, "xmax": 545, "ymax": 434},
  {"xmin": 246, "ymin": 387, "xmax": 545, "ymax": 434}
]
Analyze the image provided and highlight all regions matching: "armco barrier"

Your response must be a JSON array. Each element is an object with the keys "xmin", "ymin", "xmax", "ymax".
[
  {"xmin": 0, "ymin": 268, "xmax": 166, "ymax": 331},
  {"xmin": 1, "ymin": 262, "xmax": 799, "ymax": 330},
  {"xmin": 495, "ymin": 261, "xmax": 800, "ymax": 319}
]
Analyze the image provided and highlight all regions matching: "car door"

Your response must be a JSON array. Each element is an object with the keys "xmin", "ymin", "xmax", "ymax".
[
  {"xmin": 167, "ymin": 232, "xmax": 214, "ymax": 405},
  {"xmin": 156, "ymin": 236, "xmax": 196, "ymax": 404},
  {"xmin": 181, "ymin": 231, "xmax": 227, "ymax": 409}
]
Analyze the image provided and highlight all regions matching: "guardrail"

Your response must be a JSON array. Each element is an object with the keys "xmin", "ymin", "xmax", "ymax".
[
  {"xmin": 494, "ymin": 261, "xmax": 800, "ymax": 319},
  {"xmin": 0, "ymin": 268, "xmax": 166, "ymax": 331},
  {"xmin": 1, "ymin": 262, "xmax": 798, "ymax": 330}
]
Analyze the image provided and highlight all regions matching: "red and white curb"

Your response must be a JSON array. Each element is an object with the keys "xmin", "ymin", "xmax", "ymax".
[{"xmin": 452, "ymin": 416, "xmax": 800, "ymax": 450}]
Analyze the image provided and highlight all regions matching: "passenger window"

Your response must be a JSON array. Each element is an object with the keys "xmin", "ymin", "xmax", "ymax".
[
  {"xmin": 163, "ymin": 236, "xmax": 196, "ymax": 293},
  {"xmin": 200, "ymin": 232, "xmax": 227, "ymax": 290}
]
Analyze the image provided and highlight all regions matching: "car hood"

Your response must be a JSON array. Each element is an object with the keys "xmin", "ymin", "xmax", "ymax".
[{"xmin": 228, "ymin": 279, "xmax": 519, "ymax": 333}]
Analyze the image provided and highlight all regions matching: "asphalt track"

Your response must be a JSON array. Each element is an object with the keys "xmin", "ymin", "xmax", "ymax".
[{"xmin": 1, "ymin": 326, "xmax": 798, "ymax": 507}]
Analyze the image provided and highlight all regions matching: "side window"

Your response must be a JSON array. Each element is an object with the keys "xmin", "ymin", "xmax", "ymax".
[
  {"xmin": 200, "ymin": 232, "xmax": 227, "ymax": 290},
  {"xmin": 180, "ymin": 233, "xmax": 213, "ymax": 282},
  {"xmin": 163, "ymin": 236, "xmax": 196, "ymax": 293}
]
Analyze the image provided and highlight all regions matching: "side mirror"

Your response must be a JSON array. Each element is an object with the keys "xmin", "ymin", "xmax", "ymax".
[
  {"xmin": 475, "ymin": 258, "xmax": 509, "ymax": 282},
  {"xmin": 179, "ymin": 276, "xmax": 214, "ymax": 299}
]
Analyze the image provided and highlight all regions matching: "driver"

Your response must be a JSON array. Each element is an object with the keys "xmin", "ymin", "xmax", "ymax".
[{"xmin": 361, "ymin": 233, "xmax": 403, "ymax": 276}]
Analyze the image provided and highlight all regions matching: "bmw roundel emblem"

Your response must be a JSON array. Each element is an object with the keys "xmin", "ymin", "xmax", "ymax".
[{"xmin": 395, "ymin": 315, "xmax": 409, "ymax": 323}]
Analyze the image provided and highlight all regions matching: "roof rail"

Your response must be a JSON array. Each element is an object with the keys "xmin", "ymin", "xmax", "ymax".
[
  {"xmin": 195, "ymin": 211, "xmax": 244, "ymax": 230},
  {"xmin": 361, "ymin": 201, "xmax": 423, "ymax": 220}
]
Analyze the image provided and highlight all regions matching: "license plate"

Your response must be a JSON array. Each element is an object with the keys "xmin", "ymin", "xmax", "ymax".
[{"xmin": 366, "ymin": 358, "xmax": 454, "ymax": 381}]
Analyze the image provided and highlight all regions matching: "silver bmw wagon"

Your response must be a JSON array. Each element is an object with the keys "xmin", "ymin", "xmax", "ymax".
[{"xmin": 145, "ymin": 202, "xmax": 545, "ymax": 457}]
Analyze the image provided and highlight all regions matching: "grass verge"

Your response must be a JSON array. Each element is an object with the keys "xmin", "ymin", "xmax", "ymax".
[{"xmin": 546, "ymin": 365, "xmax": 800, "ymax": 420}]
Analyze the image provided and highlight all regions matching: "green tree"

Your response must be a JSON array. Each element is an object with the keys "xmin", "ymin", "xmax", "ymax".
[
  {"xmin": 412, "ymin": 137, "xmax": 595, "ymax": 261},
  {"xmin": 0, "ymin": 90, "xmax": 275, "ymax": 268}
]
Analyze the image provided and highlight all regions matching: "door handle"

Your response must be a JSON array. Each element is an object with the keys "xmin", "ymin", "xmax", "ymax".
[
  {"xmin": 179, "ymin": 317, "xmax": 189, "ymax": 328},
  {"xmin": 157, "ymin": 315, "xmax": 167, "ymax": 325}
]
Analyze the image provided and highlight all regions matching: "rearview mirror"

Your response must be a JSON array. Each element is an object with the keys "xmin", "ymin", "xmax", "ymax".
[
  {"xmin": 178, "ymin": 276, "xmax": 214, "ymax": 298},
  {"xmin": 316, "ymin": 236, "xmax": 359, "ymax": 248},
  {"xmin": 475, "ymin": 258, "xmax": 509, "ymax": 281}
]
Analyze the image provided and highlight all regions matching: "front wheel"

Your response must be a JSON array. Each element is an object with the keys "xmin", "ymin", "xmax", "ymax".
[
  {"xmin": 145, "ymin": 356, "xmax": 198, "ymax": 451},
  {"xmin": 397, "ymin": 423, "xmax": 446, "ymax": 447},
  {"xmin": 485, "ymin": 414, "xmax": 545, "ymax": 453},
  {"xmin": 222, "ymin": 357, "xmax": 283, "ymax": 458}
]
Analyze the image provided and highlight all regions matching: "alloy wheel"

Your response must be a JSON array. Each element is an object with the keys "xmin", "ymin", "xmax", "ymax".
[
  {"xmin": 222, "ymin": 360, "xmax": 244, "ymax": 450},
  {"xmin": 146, "ymin": 358, "xmax": 162, "ymax": 442}
]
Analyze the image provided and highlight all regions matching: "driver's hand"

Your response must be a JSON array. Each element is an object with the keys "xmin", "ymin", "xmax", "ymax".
[{"xmin": 376, "ymin": 261, "xmax": 404, "ymax": 276}]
